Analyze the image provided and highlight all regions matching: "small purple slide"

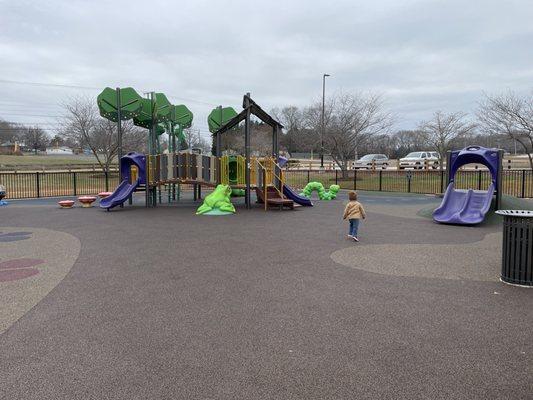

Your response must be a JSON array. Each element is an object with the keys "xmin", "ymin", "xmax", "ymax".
[
  {"xmin": 283, "ymin": 184, "xmax": 313, "ymax": 206},
  {"xmin": 433, "ymin": 182, "xmax": 495, "ymax": 225},
  {"xmin": 278, "ymin": 156, "xmax": 313, "ymax": 206},
  {"xmin": 99, "ymin": 180, "xmax": 139, "ymax": 210}
]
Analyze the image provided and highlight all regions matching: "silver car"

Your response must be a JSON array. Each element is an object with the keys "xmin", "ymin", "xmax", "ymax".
[{"xmin": 353, "ymin": 154, "xmax": 389, "ymax": 170}]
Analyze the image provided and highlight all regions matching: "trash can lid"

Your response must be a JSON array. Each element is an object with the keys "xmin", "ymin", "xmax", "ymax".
[{"xmin": 496, "ymin": 210, "xmax": 533, "ymax": 217}]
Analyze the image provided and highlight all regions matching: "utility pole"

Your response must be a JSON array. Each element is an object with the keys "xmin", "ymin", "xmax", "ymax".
[{"xmin": 321, "ymin": 73, "xmax": 330, "ymax": 168}]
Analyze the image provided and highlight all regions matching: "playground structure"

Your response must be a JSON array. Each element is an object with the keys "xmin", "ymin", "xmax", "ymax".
[
  {"xmin": 0, "ymin": 184, "xmax": 6, "ymax": 206},
  {"xmin": 98, "ymin": 90, "xmax": 312, "ymax": 211},
  {"xmin": 211, "ymin": 94, "xmax": 293, "ymax": 210},
  {"xmin": 433, "ymin": 146, "xmax": 503, "ymax": 225}
]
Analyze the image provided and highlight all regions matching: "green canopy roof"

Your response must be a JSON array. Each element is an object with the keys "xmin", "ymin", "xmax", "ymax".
[
  {"xmin": 156, "ymin": 124, "xmax": 166, "ymax": 136},
  {"xmin": 208, "ymin": 107, "xmax": 238, "ymax": 133},
  {"xmin": 153, "ymin": 93, "xmax": 172, "ymax": 123},
  {"xmin": 171, "ymin": 104, "xmax": 193, "ymax": 129},
  {"xmin": 133, "ymin": 98, "xmax": 153, "ymax": 129},
  {"xmin": 132, "ymin": 93, "xmax": 173, "ymax": 129},
  {"xmin": 97, "ymin": 87, "xmax": 143, "ymax": 122}
]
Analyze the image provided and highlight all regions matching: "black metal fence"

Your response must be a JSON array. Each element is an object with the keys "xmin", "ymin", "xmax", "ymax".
[
  {"xmin": 0, "ymin": 171, "xmax": 120, "ymax": 199},
  {"xmin": 0, "ymin": 169, "xmax": 532, "ymax": 199},
  {"xmin": 283, "ymin": 169, "xmax": 533, "ymax": 198}
]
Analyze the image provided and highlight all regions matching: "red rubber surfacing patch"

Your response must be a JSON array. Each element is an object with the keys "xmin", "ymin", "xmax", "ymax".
[{"xmin": 0, "ymin": 259, "xmax": 45, "ymax": 282}]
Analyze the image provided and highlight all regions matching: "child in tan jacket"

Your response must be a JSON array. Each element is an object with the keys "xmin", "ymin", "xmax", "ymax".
[{"xmin": 342, "ymin": 191, "xmax": 366, "ymax": 242}]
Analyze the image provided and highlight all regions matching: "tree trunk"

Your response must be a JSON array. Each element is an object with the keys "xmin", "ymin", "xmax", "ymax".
[
  {"xmin": 516, "ymin": 137, "xmax": 533, "ymax": 170},
  {"xmin": 341, "ymin": 158, "xmax": 349, "ymax": 179}
]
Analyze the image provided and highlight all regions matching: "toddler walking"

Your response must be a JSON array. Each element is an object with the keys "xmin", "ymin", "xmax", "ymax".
[{"xmin": 342, "ymin": 191, "xmax": 366, "ymax": 242}]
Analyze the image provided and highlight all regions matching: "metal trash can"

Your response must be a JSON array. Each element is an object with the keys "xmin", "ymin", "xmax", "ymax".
[{"xmin": 495, "ymin": 210, "xmax": 533, "ymax": 286}]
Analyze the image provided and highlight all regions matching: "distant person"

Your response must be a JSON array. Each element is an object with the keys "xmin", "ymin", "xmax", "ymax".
[{"xmin": 342, "ymin": 191, "xmax": 366, "ymax": 242}]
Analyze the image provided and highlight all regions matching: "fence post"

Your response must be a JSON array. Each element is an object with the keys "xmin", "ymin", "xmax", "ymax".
[
  {"xmin": 379, "ymin": 170, "xmax": 382, "ymax": 191},
  {"xmin": 440, "ymin": 169, "xmax": 444, "ymax": 193},
  {"xmin": 105, "ymin": 170, "xmax": 109, "ymax": 192},
  {"xmin": 521, "ymin": 170, "xmax": 526, "ymax": 198},
  {"xmin": 353, "ymin": 169, "xmax": 356, "ymax": 190},
  {"xmin": 307, "ymin": 170, "xmax": 310, "ymax": 184},
  {"xmin": 335, "ymin": 170, "xmax": 338, "ymax": 185},
  {"xmin": 35, "ymin": 172, "xmax": 40, "ymax": 198},
  {"xmin": 478, "ymin": 169, "xmax": 482, "ymax": 190},
  {"xmin": 407, "ymin": 172, "xmax": 411, "ymax": 193},
  {"xmin": 73, "ymin": 172, "xmax": 77, "ymax": 196}
]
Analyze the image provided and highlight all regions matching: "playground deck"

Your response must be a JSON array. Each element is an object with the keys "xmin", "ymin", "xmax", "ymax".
[{"xmin": 1, "ymin": 192, "xmax": 531, "ymax": 399}]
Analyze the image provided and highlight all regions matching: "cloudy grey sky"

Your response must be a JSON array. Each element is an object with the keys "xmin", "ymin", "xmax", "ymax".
[{"xmin": 1, "ymin": 0, "xmax": 532, "ymax": 138}]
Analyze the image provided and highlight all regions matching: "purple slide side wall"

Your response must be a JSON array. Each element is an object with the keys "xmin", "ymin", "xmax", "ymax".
[
  {"xmin": 433, "ymin": 183, "xmax": 495, "ymax": 225},
  {"xmin": 283, "ymin": 185, "xmax": 313, "ymax": 206},
  {"xmin": 99, "ymin": 180, "xmax": 139, "ymax": 210}
]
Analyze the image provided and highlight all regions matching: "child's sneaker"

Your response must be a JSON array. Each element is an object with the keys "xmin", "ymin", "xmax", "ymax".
[
  {"xmin": 352, "ymin": 236, "xmax": 359, "ymax": 242},
  {"xmin": 346, "ymin": 235, "xmax": 353, "ymax": 239}
]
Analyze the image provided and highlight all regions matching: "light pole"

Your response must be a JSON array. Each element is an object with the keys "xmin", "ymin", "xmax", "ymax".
[{"xmin": 321, "ymin": 73, "xmax": 330, "ymax": 168}]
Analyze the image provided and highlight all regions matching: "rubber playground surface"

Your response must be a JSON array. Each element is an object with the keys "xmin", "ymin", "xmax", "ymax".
[{"xmin": 1, "ymin": 191, "xmax": 532, "ymax": 399}]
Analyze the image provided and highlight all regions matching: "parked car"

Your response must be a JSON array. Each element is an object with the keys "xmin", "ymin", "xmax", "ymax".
[
  {"xmin": 353, "ymin": 154, "xmax": 389, "ymax": 170},
  {"xmin": 398, "ymin": 152, "xmax": 440, "ymax": 169}
]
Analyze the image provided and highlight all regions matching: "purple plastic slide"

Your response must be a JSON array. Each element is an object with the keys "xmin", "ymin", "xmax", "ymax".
[
  {"xmin": 433, "ymin": 182, "xmax": 495, "ymax": 225},
  {"xmin": 283, "ymin": 184, "xmax": 313, "ymax": 206},
  {"xmin": 99, "ymin": 180, "xmax": 139, "ymax": 210}
]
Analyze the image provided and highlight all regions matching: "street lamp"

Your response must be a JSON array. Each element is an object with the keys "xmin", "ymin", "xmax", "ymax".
[{"xmin": 321, "ymin": 73, "xmax": 330, "ymax": 168}]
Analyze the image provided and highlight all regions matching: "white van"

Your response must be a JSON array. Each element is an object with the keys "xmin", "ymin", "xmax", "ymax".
[{"xmin": 398, "ymin": 152, "xmax": 439, "ymax": 169}]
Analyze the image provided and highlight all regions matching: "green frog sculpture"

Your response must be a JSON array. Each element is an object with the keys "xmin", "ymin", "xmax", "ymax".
[
  {"xmin": 196, "ymin": 184, "xmax": 235, "ymax": 215},
  {"xmin": 301, "ymin": 182, "xmax": 340, "ymax": 200}
]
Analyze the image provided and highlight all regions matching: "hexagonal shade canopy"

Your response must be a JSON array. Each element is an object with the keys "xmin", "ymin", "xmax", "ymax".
[
  {"xmin": 131, "ymin": 93, "xmax": 173, "ymax": 129},
  {"xmin": 208, "ymin": 107, "xmax": 238, "ymax": 133},
  {"xmin": 97, "ymin": 87, "xmax": 143, "ymax": 122},
  {"xmin": 156, "ymin": 124, "xmax": 166, "ymax": 136},
  {"xmin": 153, "ymin": 93, "xmax": 172, "ymax": 123},
  {"xmin": 171, "ymin": 104, "xmax": 193, "ymax": 129},
  {"xmin": 133, "ymin": 98, "xmax": 153, "ymax": 129}
]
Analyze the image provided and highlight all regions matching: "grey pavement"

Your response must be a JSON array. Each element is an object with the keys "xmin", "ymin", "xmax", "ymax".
[{"xmin": 0, "ymin": 192, "xmax": 531, "ymax": 399}]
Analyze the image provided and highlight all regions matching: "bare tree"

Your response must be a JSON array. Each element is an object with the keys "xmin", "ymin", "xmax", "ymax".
[
  {"xmin": 249, "ymin": 122, "xmax": 274, "ymax": 156},
  {"xmin": 419, "ymin": 111, "xmax": 476, "ymax": 170},
  {"xmin": 0, "ymin": 119, "xmax": 25, "ymax": 144},
  {"xmin": 61, "ymin": 96, "xmax": 147, "ymax": 171},
  {"xmin": 478, "ymin": 92, "xmax": 533, "ymax": 169},
  {"xmin": 391, "ymin": 130, "xmax": 428, "ymax": 158},
  {"xmin": 271, "ymin": 106, "xmax": 307, "ymax": 155},
  {"xmin": 24, "ymin": 126, "xmax": 49, "ymax": 154},
  {"xmin": 322, "ymin": 93, "xmax": 393, "ymax": 175},
  {"xmin": 302, "ymin": 97, "xmax": 334, "ymax": 155},
  {"xmin": 357, "ymin": 133, "xmax": 397, "ymax": 158},
  {"xmin": 182, "ymin": 127, "xmax": 211, "ymax": 153}
]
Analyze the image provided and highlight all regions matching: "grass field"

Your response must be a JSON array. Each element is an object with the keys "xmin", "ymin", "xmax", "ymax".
[{"xmin": 0, "ymin": 154, "xmax": 117, "ymax": 171}]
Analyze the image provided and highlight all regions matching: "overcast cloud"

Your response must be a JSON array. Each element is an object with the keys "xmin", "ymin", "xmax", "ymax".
[{"xmin": 1, "ymin": 0, "xmax": 532, "ymax": 137}]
